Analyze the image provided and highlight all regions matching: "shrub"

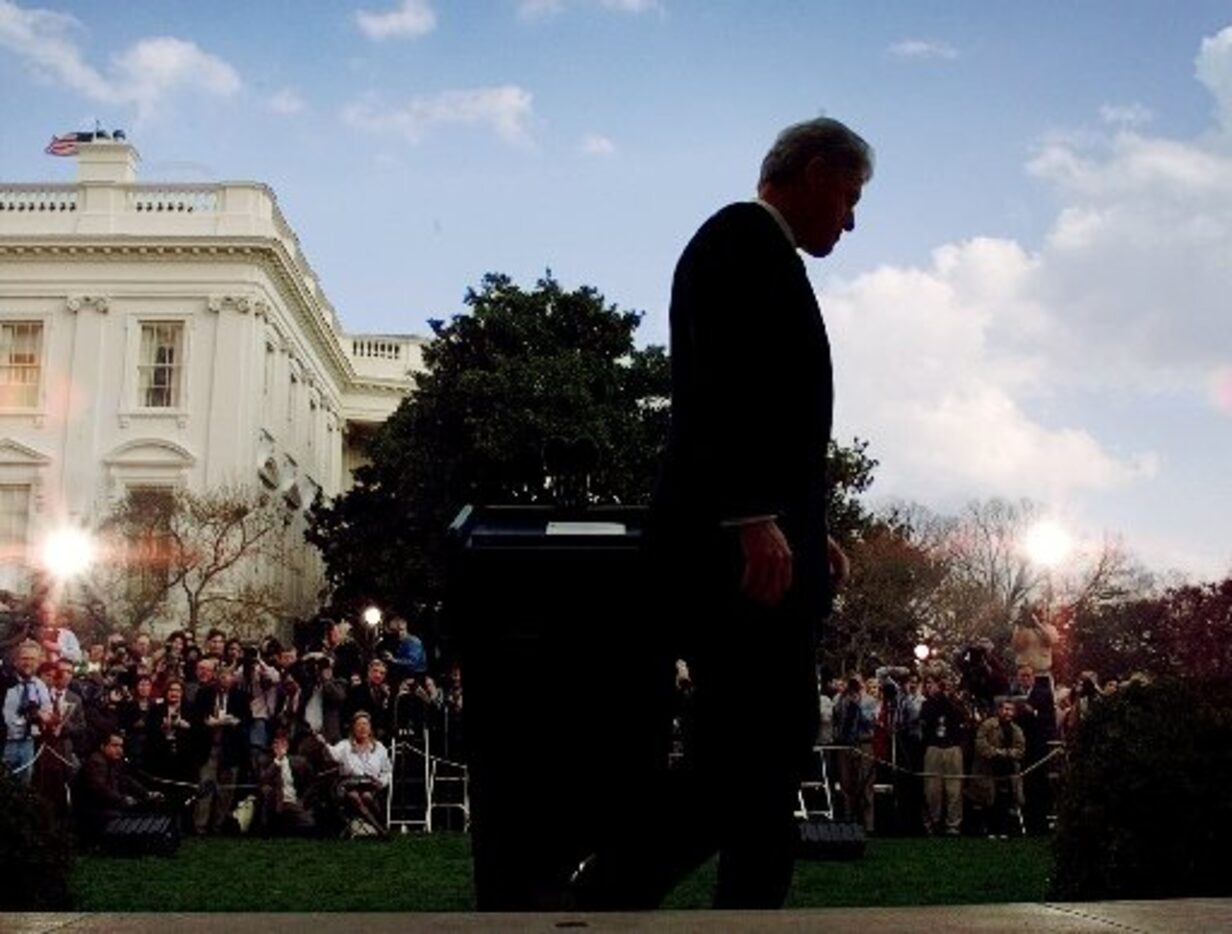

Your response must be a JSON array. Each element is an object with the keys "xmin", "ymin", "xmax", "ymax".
[
  {"xmin": 1051, "ymin": 678, "xmax": 1232, "ymax": 900},
  {"xmin": 0, "ymin": 765, "xmax": 74, "ymax": 909}
]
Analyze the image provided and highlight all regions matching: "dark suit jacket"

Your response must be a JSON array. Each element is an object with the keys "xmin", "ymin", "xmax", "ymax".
[
  {"xmin": 190, "ymin": 685, "xmax": 251, "ymax": 769},
  {"xmin": 259, "ymin": 754, "xmax": 315, "ymax": 810},
  {"xmin": 344, "ymin": 683, "xmax": 393, "ymax": 742},
  {"xmin": 652, "ymin": 201, "xmax": 834, "ymax": 621},
  {"xmin": 79, "ymin": 750, "xmax": 147, "ymax": 812}
]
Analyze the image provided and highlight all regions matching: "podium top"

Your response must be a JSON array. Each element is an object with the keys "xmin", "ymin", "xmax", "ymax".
[{"xmin": 449, "ymin": 504, "xmax": 646, "ymax": 549}]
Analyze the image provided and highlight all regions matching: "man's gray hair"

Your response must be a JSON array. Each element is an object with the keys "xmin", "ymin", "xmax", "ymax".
[{"xmin": 759, "ymin": 117, "xmax": 874, "ymax": 187}]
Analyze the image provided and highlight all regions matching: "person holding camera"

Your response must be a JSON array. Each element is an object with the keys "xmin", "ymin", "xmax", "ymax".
[
  {"xmin": 241, "ymin": 643, "xmax": 282, "ymax": 771},
  {"xmin": 258, "ymin": 729, "xmax": 317, "ymax": 836},
  {"xmin": 191, "ymin": 664, "xmax": 249, "ymax": 834},
  {"xmin": 3, "ymin": 640, "xmax": 52, "ymax": 785},
  {"xmin": 345, "ymin": 659, "xmax": 393, "ymax": 744},
  {"xmin": 77, "ymin": 732, "xmax": 163, "ymax": 839},
  {"xmin": 298, "ymin": 654, "xmax": 347, "ymax": 747},
  {"xmin": 920, "ymin": 675, "xmax": 968, "ymax": 835},
  {"xmin": 833, "ymin": 675, "xmax": 877, "ymax": 832}
]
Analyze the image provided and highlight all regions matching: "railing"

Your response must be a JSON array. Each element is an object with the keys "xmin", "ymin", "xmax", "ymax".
[
  {"xmin": 126, "ymin": 185, "xmax": 219, "ymax": 213},
  {"xmin": 0, "ymin": 179, "xmax": 347, "ymax": 340},
  {"xmin": 352, "ymin": 339, "xmax": 403, "ymax": 360},
  {"xmin": 0, "ymin": 186, "xmax": 78, "ymax": 212}
]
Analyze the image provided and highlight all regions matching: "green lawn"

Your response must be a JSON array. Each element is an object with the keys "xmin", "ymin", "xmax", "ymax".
[{"xmin": 71, "ymin": 834, "xmax": 1052, "ymax": 912}]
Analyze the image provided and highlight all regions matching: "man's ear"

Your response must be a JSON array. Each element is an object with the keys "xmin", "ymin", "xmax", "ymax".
[{"xmin": 803, "ymin": 155, "xmax": 829, "ymax": 190}]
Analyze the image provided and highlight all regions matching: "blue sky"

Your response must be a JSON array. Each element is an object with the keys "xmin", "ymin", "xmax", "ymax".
[{"xmin": 2, "ymin": 1, "xmax": 1231, "ymax": 581}]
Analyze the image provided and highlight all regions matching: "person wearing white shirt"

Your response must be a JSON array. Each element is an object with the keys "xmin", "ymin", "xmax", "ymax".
[
  {"xmin": 3, "ymin": 641, "xmax": 53, "ymax": 785},
  {"xmin": 325, "ymin": 711, "xmax": 391, "ymax": 835}
]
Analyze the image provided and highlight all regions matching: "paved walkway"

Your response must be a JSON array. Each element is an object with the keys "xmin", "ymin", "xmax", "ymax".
[{"xmin": 4, "ymin": 900, "xmax": 1230, "ymax": 932}]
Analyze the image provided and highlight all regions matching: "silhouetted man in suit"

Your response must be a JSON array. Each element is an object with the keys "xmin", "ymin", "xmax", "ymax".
[{"xmin": 582, "ymin": 117, "xmax": 872, "ymax": 910}]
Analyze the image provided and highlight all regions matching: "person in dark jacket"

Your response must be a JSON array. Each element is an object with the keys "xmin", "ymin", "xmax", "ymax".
[
  {"xmin": 582, "ymin": 117, "xmax": 872, "ymax": 910},
  {"xmin": 76, "ymin": 732, "xmax": 160, "ymax": 837},
  {"xmin": 920, "ymin": 677, "xmax": 968, "ymax": 835},
  {"xmin": 258, "ymin": 730, "xmax": 317, "ymax": 835},
  {"xmin": 344, "ymin": 659, "xmax": 393, "ymax": 744},
  {"xmin": 191, "ymin": 665, "xmax": 250, "ymax": 833}
]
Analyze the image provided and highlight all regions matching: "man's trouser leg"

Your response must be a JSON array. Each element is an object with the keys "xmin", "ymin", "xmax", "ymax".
[
  {"xmin": 3, "ymin": 738, "xmax": 36, "ymax": 786},
  {"xmin": 941, "ymin": 746, "xmax": 964, "ymax": 833},
  {"xmin": 194, "ymin": 749, "xmax": 219, "ymax": 833},
  {"xmin": 923, "ymin": 746, "xmax": 943, "ymax": 831}
]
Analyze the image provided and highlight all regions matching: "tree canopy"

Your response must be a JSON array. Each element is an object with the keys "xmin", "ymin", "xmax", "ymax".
[
  {"xmin": 307, "ymin": 272, "xmax": 886, "ymax": 641},
  {"xmin": 307, "ymin": 273, "xmax": 670, "ymax": 622}
]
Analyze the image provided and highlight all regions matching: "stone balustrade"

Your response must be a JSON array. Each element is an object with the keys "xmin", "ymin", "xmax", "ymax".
[{"xmin": 0, "ymin": 185, "xmax": 79, "ymax": 212}]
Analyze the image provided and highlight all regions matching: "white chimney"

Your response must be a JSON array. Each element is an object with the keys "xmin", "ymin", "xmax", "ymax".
[{"xmin": 75, "ymin": 140, "xmax": 140, "ymax": 184}]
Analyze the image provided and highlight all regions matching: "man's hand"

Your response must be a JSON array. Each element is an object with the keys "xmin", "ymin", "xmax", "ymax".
[
  {"xmin": 827, "ymin": 535, "xmax": 851, "ymax": 591},
  {"xmin": 739, "ymin": 519, "xmax": 793, "ymax": 606}
]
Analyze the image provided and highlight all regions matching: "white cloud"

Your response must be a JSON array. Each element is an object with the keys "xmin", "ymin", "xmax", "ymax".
[
  {"xmin": 266, "ymin": 87, "xmax": 308, "ymax": 115},
  {"xmin": 1196, "ymin": 25, "xmax": 1232, "ymax": 131},
  {"xmin": 0, "ymin": 0, "xmax": 240, "ymax": 120},
  {"xmin": 827, "ymin": 26, "xmax": 1232, "ymax": 556},
  {"xmin": 356, "ymin": 0, "xmax": 437, "ymax": 41},
  {"xmin": 1099, "ymin": 102, "xmax": 1153, "ymax": 128},
  {"xmin": 517, "ymin": 0, "xmax": 661, "ymax": 19},
  {"xmin": 826, "ymin": 240, "xmax": 1157, "ymax": 506},
  {"xmin": 342, "ymin": 86, "xmax": 535, "ymax": 147},
  {"xmin": 888, "ymin": 38, "xmax": 958, "ymax": 61},
  {"xmin": 580, "ymin": 133, "xmax": 615, "ymax": 156}
]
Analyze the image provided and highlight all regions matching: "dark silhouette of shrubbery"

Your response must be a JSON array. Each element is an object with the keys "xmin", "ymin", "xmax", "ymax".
[
  {"xmin": 0, "ymin": 767, "xmax": 74, "ymax": 909},
  {"xmin": 1051, "ymin": 678, "xmax": 1232, "ymax": 900}
]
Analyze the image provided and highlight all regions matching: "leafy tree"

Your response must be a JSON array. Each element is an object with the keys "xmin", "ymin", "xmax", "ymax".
[
  {"xmin": 822, "ymin": 511, "xmax": 946, "ymax": 676},
  {"xmin": 307, "ymin": 273, "xmax": 670, "ymax": 622},
  {"xmin": 308, "ymin": 272, "xmax": 885, "ymax": 638},
  {"xmin": 1064, "ymin": 577, "xmax": 1232, "ymax": 682},
  {"xmin": 84, "ymin": 484, "xmax": 296, "ymax": 637}
]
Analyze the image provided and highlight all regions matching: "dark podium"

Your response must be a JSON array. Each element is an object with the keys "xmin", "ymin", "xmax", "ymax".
[{"xmin": 448, "ymin": 504, "xmax": 671, "ymax": 910}]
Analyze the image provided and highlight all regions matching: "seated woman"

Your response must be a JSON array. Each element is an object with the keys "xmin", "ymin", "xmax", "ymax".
[{"xmin": 324, "ymin": 711, "xmax": 392, "ymax": 836}]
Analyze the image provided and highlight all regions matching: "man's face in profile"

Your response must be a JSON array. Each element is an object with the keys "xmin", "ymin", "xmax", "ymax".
[
  {"xmin": 797, "ymin": 163, "xmax": 863, "ymax": 258},
  {"xmin": 103, "ymin": 736, "xmax": 124, "ymax": 762}
]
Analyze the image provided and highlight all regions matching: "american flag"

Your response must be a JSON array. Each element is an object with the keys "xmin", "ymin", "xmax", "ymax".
[{"xmin": 44, "ymin": 133, "xmax": 81, "ymax": 157}]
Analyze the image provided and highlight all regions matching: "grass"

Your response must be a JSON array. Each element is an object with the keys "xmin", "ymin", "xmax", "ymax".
[{"xmin": 71, "ymin": 834, "xmax": 1052, "ymax": 912}]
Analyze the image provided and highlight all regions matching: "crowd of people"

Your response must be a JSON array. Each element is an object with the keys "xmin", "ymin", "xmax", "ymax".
[
  {"xmin": 812, "ymin": 609, "xmax": 1143, "ymax": 839},
  {"xmin": 5, "ymin": 597, "xmax": 1133, "ymax": 850},
  {"xmin": 1, "ymin": 611, "xmax": 463, "ymax": 841}
]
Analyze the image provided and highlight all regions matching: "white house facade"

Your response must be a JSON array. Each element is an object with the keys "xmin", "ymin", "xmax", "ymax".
[{"xmin": 0, "ymin": 141, "xmax": 423, "ymax": 620}]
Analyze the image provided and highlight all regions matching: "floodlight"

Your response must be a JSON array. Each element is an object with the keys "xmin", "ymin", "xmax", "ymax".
[
  {"xmin": 40, "ymin": 527, "xmax": 97, "ymax": 580},
  {"xmin": 363, "ymin": 606, "xmax": 382, "ymax": 627}
]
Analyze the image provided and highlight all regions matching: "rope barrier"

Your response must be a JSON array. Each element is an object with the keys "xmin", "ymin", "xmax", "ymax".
[
  {"xmin": 816, "ymin": 743, "xmax": 1064, "ymax": 782},
  {"xmin": 391, "ymin": 737, "xmax": 468, "ymax": 773},
  {"xmin": 4, "ymin": 740, "xmax": 46, "ymax": 775}
]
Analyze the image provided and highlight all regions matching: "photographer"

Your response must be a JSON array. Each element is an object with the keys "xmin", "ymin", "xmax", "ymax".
[
  {"xmin": 240, "ymin": 643, "xmax": 281, "ymax": 770},
  {"xmin": 344, "ymin": 659, "xmax": 392, "ymax": 744},
  {"xmin": 833, "ymin": 675, "xmax": 877, "ymax": 833},
  {"xmin": 920, "ymin": 675, "xmax": 967, "ymax": 835},
  {"xmin": 144, "ymin": 679, "xmax": 196, "ymax": 788},
  {"xmin": 956, "ymin": 639, "xmax": 1010, "ymax": 720},
  {"xmin": 971, "ymin": 698, "xmax": 1026, "ymax": 839},
  {"xmin": 191, "ymin": 664, "xmax": 249, "ymax": 834},
  {"xmin": 3, "ymin": 640, "xmax": 52, "ymax": 785},
  {"xmin": 1011, "ymin": 606, "xmax": 1059, "ymax": 680},
  {"xmin": 258, "ymin": 729, "xmax": 317, "ymax": 836},
  {"xmin": 76, "ymin": 732, "xmax": 162, "ymax": 839},
  {"xmin": 299, "ymin": 654, "xmax": 346, "ymax": 747},
  {"xmin": 118, "ymin": 672, "xmax": 155, "ymax": 768}
]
